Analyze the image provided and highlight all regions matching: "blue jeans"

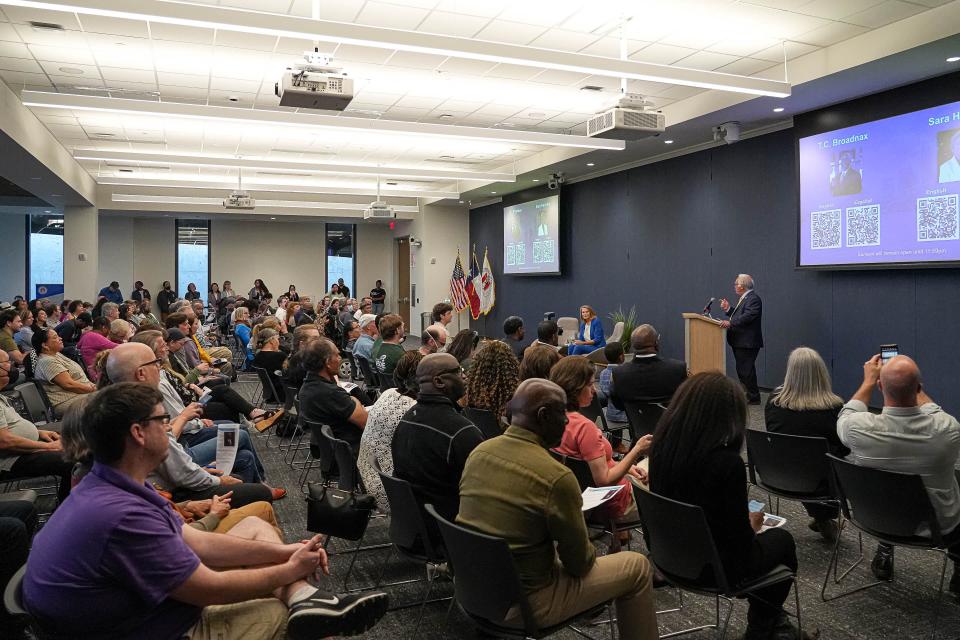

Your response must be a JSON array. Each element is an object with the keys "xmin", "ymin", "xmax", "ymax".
[
  {"xmin": 372, "ymin": 303, "xmax": 384, "ymax": 314},
  {"xmin": 184, "ymin": 426, "xmax": 265, "ymax": 483},
  {"xmin": 569, "ymin": 343, "xmax": 601, "ymax": 356}
]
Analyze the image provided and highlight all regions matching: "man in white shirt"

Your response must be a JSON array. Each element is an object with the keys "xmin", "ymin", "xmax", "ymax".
[
  {"xmin": 939, "ymin": 130, "xmax": 960, "ymax": 183},
  {"xmin": 837, "ymin": 353, "xmax": 960, "ymax": 589}
]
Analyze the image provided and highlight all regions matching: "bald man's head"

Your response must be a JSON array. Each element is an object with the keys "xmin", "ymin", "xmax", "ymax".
[
  {"xmin": 417, "ymin": 352, "xmax": 465, "ymax": 401},
  {"xmin": 505, "ymin": 378, "xmax": 568, "ymax": 447},
  {"xmin": 631, "ymin": 324, "xmax": 659, "ymax": 354},
  {"xmin": 106, "ymin": 342, "xmax": 159, "ymax": 385},
  {"xmin": 879, "ymin": 355, "xmax": 922, "ymax": 407}
]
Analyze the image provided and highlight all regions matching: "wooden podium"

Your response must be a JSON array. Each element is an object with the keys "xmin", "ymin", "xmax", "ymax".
[{"xmin": 682, "ymin": 313, "xmax": 727, "ymax": 374}]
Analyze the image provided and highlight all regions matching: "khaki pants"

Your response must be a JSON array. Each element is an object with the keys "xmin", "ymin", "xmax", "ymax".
[
  {"xmin": 214, "ymin": 501, "xmax": 282, "ymax": 538},
  {"xmin": 507, "ymin": 552, "xmax": 658, "ymax": 640},
  {"xmin": 187, "ymin": 598, "xmax": 287, "ymax": 640}
]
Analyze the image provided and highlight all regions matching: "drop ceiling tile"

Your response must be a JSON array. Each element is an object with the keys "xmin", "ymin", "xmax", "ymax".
[
  {"xmin": 844, "ymin": 0, "xmax": 927, "ymax": 27},
  {"xmin": 906, "ymin": 0, "xmax": 952, "ymax": 5},
  {"xmin": 0, "ymin": 41, "xmax": 30, "ymax": 61},
  {"xmin": 94, "ymin": 49, "xmax": 155, "ymax": 71},
  {"xmin": 214, "ymin": 30, "xmax": 278, "ymax": 52},
  {"xmin": 529, "ymin": 69, "xmax": 592, "ymax": 86},
  {"xmin": 2, "ymin": 7, "xmax": 82, "ymax": 29},
  {"xmin": 574, "ymin": 74, "xmax": 621, "ymax": 90},
  {"xmin": 288, "ymin": 0, "xmax": 365, "ymax": 21},
  {"xmin": 472, "ymin": 103, "xmax": 523, "ymax": 116},
  {"xmin": 0, "ymin": 22, "xmax": 20, "ymax": 42},
  {"xmin": 275, "ymin": 38, "xmax": 317, "ymax": 56},
  {"xmin": 714, "ymin": 57, "xmax": 777, "ymax": 76},
  {"xmin": 797, "ymin": 0, "xmax": 883, "ymax": 20},
  {"xmin": 99, "ymin": 67, "xmax": 156, "ymax": 83},
  {"xmin": 707, "ymin": 36, "xmax": 783, "ymax": 58},
  {"xmin": 210, "ymin": 76, "xmax": 261, "ymax": 93},
  {"xmin": 50, "ymin": 74, "xmax": 104, "ymax": 89},
  {"xmin": 436, "ymin": 57, "xmax": 498, "ymax": 75},
  {"xmin": 654, "ymin": 85, "xmax": 706, "ymax": 101},
  {"xmin": 474, "ymin": 20, "xmax": 546, "ymax": 46},
  {"xmin": 38, "ymin": 60, "xmax": 99, "ymax": 78},
  {"xmin": 149, "ymin": 23, "xmax": 215, "ymax": 45},
  {"xmin": 0, "ymin": 55, "xmax": 42, "ymax": 73},
  {"xmin": 77, "ymin": 15, "xmax": 149, "ymax": 38},
  {"xmin": 432, "ymin": 0, "xmax": 512, "ymax": 19},
  {"xmin": 438, "ymin": 99, "xmax": 486, "ymax": 112},
  {"xmin": 795, "ymin": 21, "xmax": 870, "ymax": 47},
  {"xmin": 0, "ymin": 69, "xmax": 50, "ymax": 87},
  {"xmin": 350, "ymin": 91, "xmax": 400, "ymax": 106},
  {"xmin": 417, "ymin": 11, "xmax": 489, "ymax": 38},
  {"xmin": 525, "ymin": 29, "xmax": 596, "ymax": 54},
  {"xmin": 219, "ymin": 0, "xmax": 293, "ymax": 12},
  {"xmin": 578, "ymin": 37, "xmax": 651, "ymax": 59},
  {"xmin": 158, "ymin": 85, "xmax": 209, "ymax": 99},
  {"xmin": 385, "ymin": 51, "xmax": 446, "ymax": 70},
  {"xmin": 657, "ymin": 31, "xmax": 722, "ymax": 51},
  {"xmin": 484, "ymin": 63, "xmax": 542, "ymax": 81},
  {"xmin": 208, "ymin": 92, "xmax": 257, "ymax": 108},
  {"xmin": 739, "ymin": 6, "xmax": 832, "ymax": 39},
  {"xmin": 28, "ymin": 44, "xmax": 95, "ymax": 66},
  {"xmin": 15, "ymin": 25, "xmax": 87, "ymax": 48},
  {"xmin": 496, "ymin": 3, "xmax": 580, "ymax": 27},
  {"xmin": 157, "ymin": 71, "xmax": 209, "ymax": 88},
  {"xmin": 752, "ymin": 40, "xmax": 819, "ymax": 62},
  {"xmin": 211, "ymin": 48, "xmax": 269, "ymax": 78},
  {"xmin": 332, "ymin": 44, "xmax": 393, "ymax": 65},
  {"xmin": 355, "ymin": 2, "xmax": 430, "ymax": 30},
  {"xmin": 383, "ymin": 107, "xmax": 433, "ymax": 120},
  {"xmin": 630, "ymin": 43, "xmax": 700, "ymax": 66},
  {"xmin": 674, "ymin": 50, "xmax": 739, "ymax": 71}
]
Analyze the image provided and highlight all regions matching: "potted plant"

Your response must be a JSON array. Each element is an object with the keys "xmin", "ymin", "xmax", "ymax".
[{"xmin": 608, "ymin": 306, "xmax": 637, "ymax": 353}]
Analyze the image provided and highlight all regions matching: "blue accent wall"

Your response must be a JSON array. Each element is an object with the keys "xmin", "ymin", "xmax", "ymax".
[{"xmin": 470, "ymin": 124, "xmax": 960, "ymax": 412}]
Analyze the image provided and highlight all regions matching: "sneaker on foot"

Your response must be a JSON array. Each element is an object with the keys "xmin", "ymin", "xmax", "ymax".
[
  {"xmin": 871, "ymin": 545, "xmax": 894, "ymax": 581},
  {"xmin": 287, "ymin": 590, "xmax": 389, "ymax": 639}
]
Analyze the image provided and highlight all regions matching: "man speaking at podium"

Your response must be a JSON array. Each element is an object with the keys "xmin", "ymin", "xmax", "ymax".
[{"xmin": 719, "ymin": 274, "xmax": 763, "ymax": 404}]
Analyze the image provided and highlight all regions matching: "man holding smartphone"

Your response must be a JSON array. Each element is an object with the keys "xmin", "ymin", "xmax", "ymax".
[{"xmin": 837, "ymin": 353, "xmax": 960, "ymax": 590}]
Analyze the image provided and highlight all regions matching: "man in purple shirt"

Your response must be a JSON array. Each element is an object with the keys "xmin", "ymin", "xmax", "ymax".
[{"xmin": 23, "ymin": 382, "xmax": 388, "ymax": 640}]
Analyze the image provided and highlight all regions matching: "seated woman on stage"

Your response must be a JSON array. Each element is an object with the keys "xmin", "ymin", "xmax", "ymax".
[
  {"xmin": 650, "ymin": 372, "xmax": 812, "ymax": 640},
  {"xmin": 569, "ymin": 305, "xmax": 606, "ymax": 355},
  {"xmin": 765, "ymin": 346, "xmax": 847, "ymax": 542}
]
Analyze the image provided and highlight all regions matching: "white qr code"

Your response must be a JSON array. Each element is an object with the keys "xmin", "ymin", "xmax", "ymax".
[
  {"xmin": 506, "ymin": 245, "xmax": 516, "ymax": 266},
  {"xmin": 811, "ymin": 209, "xmax": 841, "ymax": 249},
  {"xmin": 917, "ymin": 195, "xmax": 959, "ymax": 242},
  {"xmin": 845, "ymin": 205, "xmax": 880, "ymax": 247}
]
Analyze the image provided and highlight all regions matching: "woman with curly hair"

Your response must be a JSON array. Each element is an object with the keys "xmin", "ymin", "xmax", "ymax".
[{"xmin": 465, "ymin": 340, "xmax": 519, "ymax": 420}]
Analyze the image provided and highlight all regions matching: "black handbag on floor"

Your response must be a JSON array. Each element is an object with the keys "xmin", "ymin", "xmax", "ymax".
[{"xmin": 306, "ymin": 483, "xmax": 376, "ymax": 541}]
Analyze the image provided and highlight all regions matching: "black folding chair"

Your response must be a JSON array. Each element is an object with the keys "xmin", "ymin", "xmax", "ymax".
[
  {"xmin": 745, "ymin": 430, "xmax": 838, "ymax": 515},
  {"xmin": 252, "ymin": 366, "xmax": 282, "ymax": 411},
  {"xmin": 623, "ymin": 400, "xmax": 664, "ymax": 440},
  {"xmin": 578, "ymin": 394, "xmax": 609, "ymax": 431},
  {"xmin": 463, "ymin": 407, "xmax": 503, "ymax": 440},
  {"xmin": 824, "ymin": 454, "xmax": 954, "ymax": 638},
  {"xmin": 636, "ymin": 489, "xmax": 803, "ymax": 639},
  {"xmin": 297, "ymin": 419, "xmax": 338, "ymax": 495},
  {"xmin": 425, "ymin": 504, "xmax": 614, "ymax": 639},
  {"xmin": 355, "ymin": 356, "xmax": 381, "ymax": 395},
  {"xmin": 14, "ymin": 381, "xmax": 53, "ymax": 425}
]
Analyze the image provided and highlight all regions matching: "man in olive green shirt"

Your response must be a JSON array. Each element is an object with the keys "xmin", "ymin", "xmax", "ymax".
[{"xmin": 457, "ymin": 379, "xmax": 657, "ymax": 640}]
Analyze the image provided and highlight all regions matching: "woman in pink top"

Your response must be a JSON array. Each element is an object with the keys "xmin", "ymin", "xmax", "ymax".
[
  {"xmin": 76, "ymin": 316, "xmax": 120, "ymax": 380},
  {"xmin": 549, "ymin": 356, "xmax": 652, "ymax": 521}
]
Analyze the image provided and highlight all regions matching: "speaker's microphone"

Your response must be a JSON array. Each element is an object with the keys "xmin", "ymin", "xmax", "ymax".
[{"xmin": 702, "ymin": 297, "xmax": 716, "ymax": 314}]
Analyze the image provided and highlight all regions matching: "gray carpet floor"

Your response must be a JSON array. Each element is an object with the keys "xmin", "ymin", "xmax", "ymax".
[{"xmin": 242, "ymin": 378, "xmax": 960, "ymax": 640}]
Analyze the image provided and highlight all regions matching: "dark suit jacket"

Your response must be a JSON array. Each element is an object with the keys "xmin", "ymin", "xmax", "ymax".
[
  {"xmin": 725, "ymin": 291, "xmax": 763, "ymax": 349},
  {"xmin": 610, "ymin": 354, "xmax": 688, "ymax": 408}
]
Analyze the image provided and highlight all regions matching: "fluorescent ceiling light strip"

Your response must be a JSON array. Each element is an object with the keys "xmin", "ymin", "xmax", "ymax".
[
  {"xmin": 111, "ymin": 193, "xmax": 419, "ymax": 211},
  {"xmin": 76, "ymin": 149, "xmax": 514, "ymax": 182},
  {"xmin": 97, "ymin": 177, "xmax": 455, "ymax": 198},
  {"xmin": 23, "ymin": 92, "xmax": 623, "ymax": 151},
  {"xmin": 0, "ymin": 0, "xmax": 790, "ymax": 97}
]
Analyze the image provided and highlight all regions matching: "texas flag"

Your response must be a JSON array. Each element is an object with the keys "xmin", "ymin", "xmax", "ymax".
[{"xmin": 464, "ymin": 249, "xmax": 482, "ymax": 320}]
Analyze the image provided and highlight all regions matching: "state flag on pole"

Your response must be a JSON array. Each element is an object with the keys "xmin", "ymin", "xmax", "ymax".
[
  {"xmin": 480, "ymin": 247, "xmax": 495, "ymax": 315},
  {"xmin": 465, "ymin": 248, "xmax": 482, "ymax": 320},
  {"xmin": 450, "ymin": 251, "xmax": 469, "ymax": 312}
]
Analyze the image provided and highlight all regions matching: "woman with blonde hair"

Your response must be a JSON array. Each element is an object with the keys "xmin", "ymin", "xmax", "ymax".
[
  {"xmin": 465, "ymin": 340, "xmax": 519, "ymax": 421},
  {"xmin": 107, "ymin": 319, "xmax": 134, "ymax": 344},
  {"xmin": 569, "ymin": 304, "xmax": 606, "ymax": 355},
  {"xmin": 765, "ymin": 346, "xmax": 847, "ymax": 542}
]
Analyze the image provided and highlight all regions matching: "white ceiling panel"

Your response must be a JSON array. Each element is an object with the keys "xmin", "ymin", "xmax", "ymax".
[
  {"xmin": 675, "ymin": 50, "xmax": 741, "ymax": 72},
  {"xmin": 355, "ymin": 2, "xmax": 431, "ymax": 30},
  {"xmin": 148, "ymin": 23, "xmax": 214, "ymax": 45},
  {"xmin": 0, "ymin": 69, "xmax": 49, "ymax": 87},
  {"xmin": 417, "ymin": 10, "xmax": 488, "ymax": 38},
  {"xmin": 0, "ymin": 21, "xmax": 19, "ymax": 41},
  {"xmin": 631, "ymin": 43, "xmax": 700, "ymax": 66},
  {"xmin": 28, "ymin": 43, "xmax": 95, "ymax": 65},
  {"xmin": 331, "ymin": 43, "xmax": 393, "ymax": 65},
  {"xmin": 432, "ymin": 0, "xmax": 512, "ymax": 19},
  {"xmin": 797, "ymin": 0, "xmax": 883, "ymax": 20},
  {"xmin": 435, "ymin": 57, "xmax": 497, "ymax": 75},
  {"xmin": 157, "ymin": 71, "xmax": 210, "ymax": 88},
  {"xmin": 530, "ymin": 69, "xmax": 592, "ymax": 86},
  {"xmin": 844, "ymin": 0, "xmax": 928, "ymax": 28},
  {"xmin": 474, "ymin": 20, "xmax": 546, "ymax": 46},
  {"xmin": 752, "ymin": 40, "xmax": 820, "ymax": 62},
  {"xmin": 385, "ymin": 50, "xmax": 447, "ymax": 70},
  {"xmin": 707, "ymin": 36, "xmax": 784, "ymax": 58},
  {"xmin": 715, "ymin": 57, "xmax": 777, "ymax": 77},
  {"xmin": 77, "ymin": 15, "xmax": 149, "ymax": 38},
  {"xmin": 1, "ymin": 6, "xmax": 81, "ymax": 29},
  {"xmin": 0, "ymin": 54, "xmax": 40, "ymax": 72},
  {"xmin": 795, "ymin": 21, "xmax": 871, "ymax": 47},
  {"xmin": 484, "ymin": 63, "xmax": 543, "ymax": 81},
  {"xmin": 288, "ymin": 0, "xmax": 365, "ymax": 21},
  {"xmin": 14, "ymin": 24, "xmax": 86, "ymax": 47},
  {"xmin": 214, "ymin": 30, "xmax": 278, "ymax": 52}
]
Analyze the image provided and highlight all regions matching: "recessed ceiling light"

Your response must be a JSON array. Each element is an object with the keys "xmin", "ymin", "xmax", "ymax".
[
  {"xmin": 532, "ymin": 179, "xmax": 539, "ymax": 182},
  {"xmin": 227, "ymin": 96, "xmax": 240, "ymax": 102},
  {"xmin": 438, "ymin": 113, "xmax": 454, "ymax": 119},
  {"xmin": 94, "ymin": 132, "xmax": 116, "ymax": 137},
  {"xmin": 491, "ymin": 191, "xmax": 497, "ymax": 194},
  {"xmin": 458, "ymin": 200, "xmax": 464, "ymax": 204},
  {"xmin": 58, "ymin": 67, "xmax": 84, "ymax": 75},
  {"xmin": 386, "ymin": 181, "xmax": 397, "ymax": 186},
  {"xmin": 664, "ymin": 140, "xmax": 674, "ymax": 144},
  {"xmin": 586, "ymin": 162, "xmax": 594, "ymax": 167},
  {"xmin": 773, "ymin": 107, "xmax": 785, "ymax": 113},
  {"xmin": 270, "ymin": 217, "xmax": 276, "ymax": 220},
  {"xmin": 29, "ymin": 21, "xmax": 64, "ymax": 32},
  {"xmin": 580, "ymin": 85, "xmax": 604, "ymax": 92},
  {"xmin": 43, "ymin": 210, "xmax": 51, "ymax": 213},
  {"xmin": 947, "ymin": 56, "xmax": 960, "ymax": 63}
]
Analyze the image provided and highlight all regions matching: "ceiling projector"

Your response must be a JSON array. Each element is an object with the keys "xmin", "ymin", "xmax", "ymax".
[
  {"xmin": 223, "ymin": 190, "xmax": 255, "ymax": 210},
  {"xmin": 587, "ymin": 92, "xmax": 666, "ymax": 140},
  {"xmin": 363, "ymin": 200, "xmax": 395, "ymax": 220},
  {"xmin": 275, "ymin": 50, "xmax": 354, "ymax": 110}
]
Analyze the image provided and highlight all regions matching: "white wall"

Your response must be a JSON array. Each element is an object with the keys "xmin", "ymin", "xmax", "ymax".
[
  {"xmin": 63, "ymin": 205, "xmax": 99, "ymax": 301},
  {"xmin": 133, "ymin": 217, "xmax": 175, "ymax": 314},
  {"xmin": 356, "ymin": 222, "xmax": 394, "ymax": 312},
  {"xmin": 0, "ymin": 214, "xmax": 26, "ymax": 301},
  {"xmin": 97, "ymin": 216, "xmax": 134, "ymax": 293},
  {"xmin": 210, "ymin": 219, "xmax": 327, "ymax": 303}
]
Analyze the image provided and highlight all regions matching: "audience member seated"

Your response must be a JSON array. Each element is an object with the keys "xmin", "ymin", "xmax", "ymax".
[
  {"xmin": 838, "ymin": 354, "xmax": 960, "ymax": 590},
  {"xmin": 357, "ymin": 350, "xmax": 422, "ymax": 511},
  {"xmin": 372, "ymin": 314, "xmax": 405, "ymax": 381},
  {"xmin": 0, "ymin": 492, "xmax": 37, "ymax": 640},
  {"xmin": 611, "ymin": 324, "xmax": 687, "ymax": 412},
  {"xmin": 352, "ymin": 315, "xmax": 378, "ymax": 367},
  {"xmin": 338, "ymin": 299, "xmax": 357, "ymax": 332},
  {"xmin": 465, "ymin": 339, "xmax": 519, "ymax": 424},
  {"xmin": 418, "ymin": 327, "xmax": 443, "ymax": 357},
  {"xmin": 427, "ymin": 302, "xmax": 453, "ymax": 345},
  {"xmin": 32, "ymin": 327, "xmax": 96, "ymax": 418},
  {"xmin": 569, "ymin": 305, "xmax": 606, "ymax": 356},
  {"xmin": 283, "ymin": 324, "xmax": 322, "ymax": 389},
  {"xmin": 343, "ymin": 319, "xmax": 360, "ymax": 352},
  {"xmin": 77, "ymin": 316, "xmax": 120, "ymax": 379},
  {"xmin": 101, "ymin": 301, "xmax": 120, "ymax": 323},
  {"xmin": 502, "ymin": 315, "xmax": 527, "ymax": 360},
  {"xmin": 14, "ymin": 309, "xmax": 37, "ymax": 353},
  {"xmin": 108, "ymin": 318, "xmax": 135, "ymax": 343},
  {"xmin": 233, "ymin": 306, "xmax": 254, "ymax": 369},
  {"xmin": 253, "ymin": 328, "xmax": 287, "ymax": 402},
  {"xmin": 300, "ymin": 338, "xmax": 368, "ymax": 453},
  {"xmin": 22, "ymin": 382, "xmax": 389, "ymax": 640},
  {"xmin": 765, "ymin": 347, "xmax": 847, "ymax": 543},
  {"xmin": 120, "ymin": 300, "xmax": 140, "ymax": 328},
  {"xmin": 525, "ymin": 319, "xmax": 561, "ymax": 357},
  {"xmin": 550, "ymin": 356, "xmax": 651, "ymax": 523},
  {"xmin": 650, "ymin": 372, "xmax": 811, "ymax": 640},
  {"xmin": 249, "ymin": 278, "xmax": 270, "ymax": 302},
  {"xmin": 104, "ymin": 342, "xmax": 275, "ymax": 507},
  {"xmin": 164, "ymin": 329, "xmax": 226, "ymax": 387},
  {"xmin": 135, "ymin": 300, "xmax": 160, "ymax": 326},
  {"xmin": 597, "ymin": 342, "xmax": 628, "ymax": 423},
  {"xmin": 0, "ymin": 309, "xmax": 26, "ymax": 365},
  {"xmin": 184, "ymin": 282, "xmax": 201, "ymax": 301},
  {"xmin": 392, "ymin": 353, "xmax": 482, "ymax": 532},
  {"xmin": 458, "ymin": 379, "xmax": 658, "ymax": 640},
  {"xmin": 519, "ymin": 344, "xmax": 561, "ymax": 381},
  {"xmin": 55, "ymin": 309, "xmax": 91, "ymax": 349},
  {"xmin": 0, "ymin": 349, "xmax": 72, "ymax": 502},
  {"xmin": 447, "ymin": 329, "xmax": 480, "ymax": 372}
]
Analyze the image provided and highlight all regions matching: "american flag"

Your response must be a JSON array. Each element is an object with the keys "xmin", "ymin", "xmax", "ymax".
[{"xmin": 450, "ymin": 252, "xmax": 469, "ymax": 311}]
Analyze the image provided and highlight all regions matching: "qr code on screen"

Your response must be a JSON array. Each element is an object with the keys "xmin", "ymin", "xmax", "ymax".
[
  {"xmin": 917, "ymin": 195, "xmax": 959, "ymax": 241},
  {"xmin": 811, "ymin": 209, "xmax": 841, "ymax": 249},
  {"xmin": 845, "ymin": 205, "xmax": 880, "ymax": 247},
  {"xmin": 506, "ymin": 245, "xmax": 516, "ymax": 265}
]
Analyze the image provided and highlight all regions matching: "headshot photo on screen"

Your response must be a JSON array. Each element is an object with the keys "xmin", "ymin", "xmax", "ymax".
[
  {"xmin": 829, "ymin": 150, "xmax": 862, "ymax": 196},
  {"xmin": 938, "ymin": 129, "xmax": 960, "ymax": 183}
]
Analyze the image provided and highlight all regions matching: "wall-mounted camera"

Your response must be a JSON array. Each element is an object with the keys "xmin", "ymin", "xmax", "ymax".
[
  {"xmin": 546, "ymin": 172, "xmax": 566, "ymax": 190},
  {"xmin": 409, "ymin": 237, "xmax": 423, "ymax": 248},
  {"xmin": 712, "ymin": 121, "xmax": 741, "ymax": 145}
]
